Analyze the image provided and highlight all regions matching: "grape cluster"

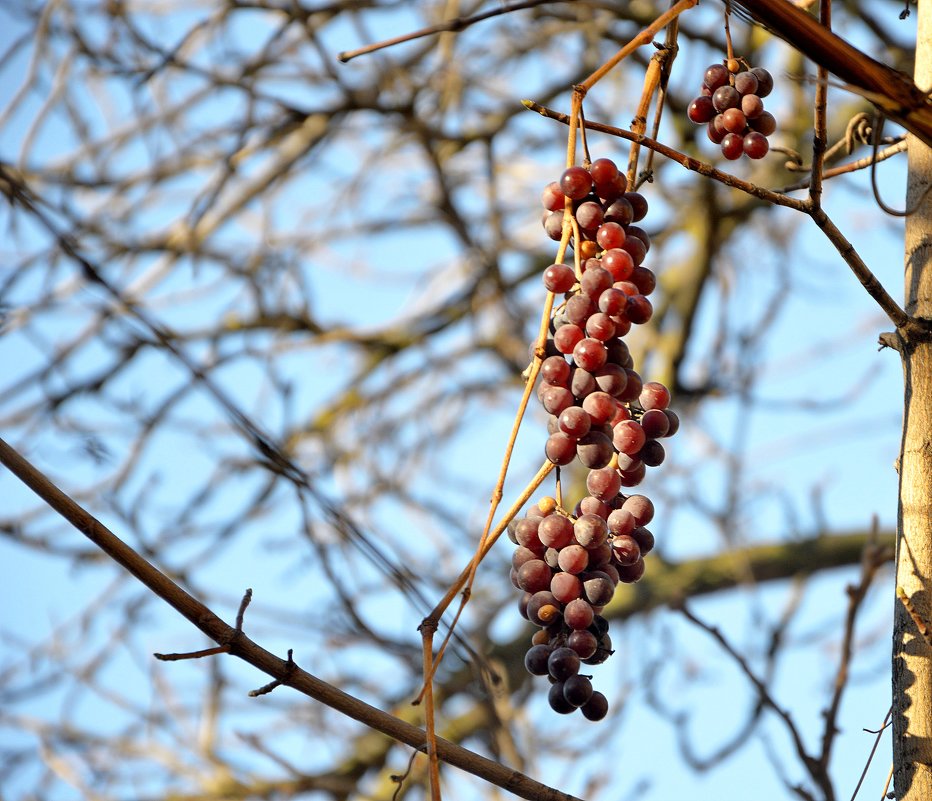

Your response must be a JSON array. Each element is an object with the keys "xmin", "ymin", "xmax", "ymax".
[
  {"xmin": 515, "ymin": 157, "xmax": 677, "ymax": 718},
  {"xmin": 687, "ymin": 63, "xmax": 776, "ymax": 160}
]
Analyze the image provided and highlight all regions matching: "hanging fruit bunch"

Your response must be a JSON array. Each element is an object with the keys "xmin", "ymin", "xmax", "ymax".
[
  {"xmin": 687, "ymin": 61, "xmax": 777, "ymax": 160},
  {"xmin": 510, "ymin": 157, "xmax": 678, "ymax": 720}
]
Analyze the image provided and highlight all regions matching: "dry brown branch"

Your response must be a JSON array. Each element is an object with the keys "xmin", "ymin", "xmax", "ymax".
[
  {"xmin": 0, "ymin": 436, "xmax": 582, "ymax": 801},
  {"xmin": 733, "ymin": 0, "xmax": 932, "ymax": 146}
]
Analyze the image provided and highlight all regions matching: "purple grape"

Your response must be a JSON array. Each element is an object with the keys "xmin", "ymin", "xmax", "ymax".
[
  {"xmin": 703, "ymin": 63, "xmax": 729, "ymax": 90},
  {"xmin": 622, "ymin": 494, "xmax": 654, "ymax": 525},
  {"xmin": 602, "ymin": 248, "xmax": 634, "ymax": 281},
  {"xmin": 538, "ymin": 514, "xmax": 575, "ymax": 549},
  {"xmin": 589, "ymin": 157, "xmax": 621, "ymax": 187},
  {"xmin": 712, "ymin": 85, "xmax": 740, "ymax": 112},
  {"xmin": 639, "ymin": 381, "xmax": 671, "ymax": 410},
  {"xmin": 570, "ymin": 367, "xmax": 597, "ymax": 399},
  {"xmin": 594, "ymin": 363, "xmax": 627, "ymax": 396},
  {"xmin": 581, "ymin": 691, "xmax": 609, "ymax": 721},
  {"xmin": 581, "ymin": 391, "xmax": 616, "ymax": 425},
  {"xmin": 596, "ymin": 221, "xmax": 626, "ymax": 250},
  {"xmin": 632, "ymin": 526, "xmax": 655, "ymax": 555},
  {"xmin": 548, "ymin": 646, "xmax": 581, "ymax": 681},
  {"xmin": 613, "ymin": 420, "xmax": 646, "ymax": 455},
  {"xmin": 580, "ymin": 266, "xmax": 613, "ymax": 299},
  {"xmin": 582, "ymin": 572, "xmax": 616, "ymax": 606},
  {"xmin": 626, "ymin": 294, "xmax": 652, "ymax": 325},
  {"xmin": 749, "ymin": 111, "xmax": 776, "ymax": 136},
  {"xmin": 733, "ymin": 71, "xmax": 759, "ymax": 96},
  {"xmin": 576, "ymin": 495, "xmax": 611, "ymax": 519},
  {"xmin": 607, "ymin": 508, "xmax": 636, "ymax": 536},
  {"xmin": 721, "ymin": 132, "xmax": 744, "ymax": 160},
  {"xmin": 527, "ymin": 590, "xmax": 561, "ymax": 626},
  {"xmin": 514, "ymin": 518, "xmax": 543, "ymax": 549},
  {"xmin": 611, "ymin": 534, "xmax": 641, "ymax": 566},
  {"xmin": 688, "ymin": 95, "xmax": 716, "ymax": 124},
  {"xmin": 617, "ymin": 558, "xmax": 646, "ymax": 583},
  {"xmin": 585, "ymin": 312, "xmax": 616, "ymax": 341},
  {"xmin": 517, "ymin": 559, "xmax": 553, "ymax": 593},
  {"xmin": 551, "ymin": 571, "xmax": 582, "ymax": 603},
  {"xmin": 524, "ymin": 643, "xmax": 553, "ymax": 675},
  {"xmin": 573, "ymin": 338, "xmax": 608, "ymax": 372},
  {"xmin": 567, "ymin": 629, "xmax": 598, "ymax": 659},
  {"xmin": 624, "ymin": 191, "xmax": 648, "ymax": 222},
  {"xmin": 541, "ymin": 385, "xmax": 574, "ymax": 415},
  {"xmin": 564, "ymin": 293, "xmax": 595, "ymax": 326},
  {"xmin": 750, "ymin": 67, "xmax": 774, "ymax": 97},
  {"xmin": 560, "ymin": 166, "xmax": 593, "ymax": 199},
  {"xmin": 545, "ymin": 431, "xmax": 576, "ymax": 465},
  {"xmin": 576, "ymin": 431, "xmax": 614, "ymax": 469},
  {"xmin": 744, "ymin": 131, "xmax": 770, "ymax": 159},
  {"xmin": 621, "ymin": 235, "xmax": 647, "ymax": 266},
  {"xmin": 540, "ymin": 355, "xmax": 570, "ymax": 386},
  {"xmin": 741, "ymin": 94, "xmax": 764, "ymax": 119},
  {"xmin": 548, "ymin": 681, "xmax": 576, "ymax": 714},
  {"xmin": 565, "ymin": 598, "xmax": 595, "ymax": 630},
  {"xmin": 542, "ymin": 210, "xmax": 563, "ymax": 240},
  {"xmin": 541, "ymin": 182, "xmax": 565, "ymax": 211},
  {"xmin": 574, "ymin": 513, "xmax": 608, "ymax": 548},
  {"xmin": 575, "ymin": 201, "xmax": 604, "ymax": 231},
  {"xmin": 542, "ymin": 263, "xmax": 576, "ymax": 293},
  {"xmin": 722, "ymin": 107, "xmax": 747, "ymax": 134},
  {"xmin": 586, "ymin": 466, "xmax": 622, "ymax": 500},
  {"xmin": 640, "ymin": 408, "xmax": 671, "ymax": 439},
  {"xmin": 604, "ymin": 197, "xmax": 634, "ymax": 226},
  {"xmin": 563, "ymin": 674, "xmax": 594, "ymax": 707},
  {"xmin": 630, "ymin": 266, "xmax": 657, "ymax": 296},
  {"xmin": 558, "ymin": 544, "xmax": 589, "ymax": 574}
]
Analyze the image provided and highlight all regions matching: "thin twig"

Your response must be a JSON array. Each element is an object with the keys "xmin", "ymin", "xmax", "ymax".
[
  {"xmin": 391, "ymin": 747, "xmax": 425, "ymax": 801},
  {"xmin": 249, "ymin": 649, "xmax": 296, "ymax": 696},
  {"xmin": 414, "ymin": 459, "xmax": 556, "ymax": 703},
  {"xmin": 807, "ymin": 0, "xmax": 830, "ymax": 209},
  {"xmin": 819, "ymin": 528, "xmax": 886, "ymax": 776},
  {"xmin": 849, "ymin": 706, "xmax": 892, "ymax": 801},
  {"xmin": 577, "ymin": 0, "xmax": 698, "ymax": 93},
  {"xmin": 522, "ymin": 100, "xmax": 808, "ymax": 210},
  {"xmin": 336, "ymin": 0, "xmax": 556, "ymax": 62},
  {"xmin": 154, "ymin": 644, "xmax": 230, "ymax": 661},
  {"xmin": 638, "ymin": 16, "xmax": 682, "ymax": 189},
  {"xmin": 677, "ymin": 601, "xmax": 819, "ymax": 791},
  {"xmin": 776, "ymin": 139, "xmax": 907, "ymax": 193}
]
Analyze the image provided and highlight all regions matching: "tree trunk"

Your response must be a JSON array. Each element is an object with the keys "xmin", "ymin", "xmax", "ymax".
[{"xmin": 893, "ymin": 2, "xmax": 932, "ymax": 798}]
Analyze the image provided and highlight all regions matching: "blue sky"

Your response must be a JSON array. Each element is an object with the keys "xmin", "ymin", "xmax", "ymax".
[{"xmin": 0, "ymin": 2, "xmax": 913, "ymax": 799}]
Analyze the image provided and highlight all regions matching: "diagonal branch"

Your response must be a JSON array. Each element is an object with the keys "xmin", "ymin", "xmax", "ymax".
[
  {"xmin": 732, "ymin": 0, "xmax": 932, "ymax": 147},
  {"xmin": 0, "ymin": 436, "xmax": 583, "ymax": 801}
]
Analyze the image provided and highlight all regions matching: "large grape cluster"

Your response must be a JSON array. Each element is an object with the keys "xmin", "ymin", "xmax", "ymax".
[
  {"xmin": 687, "ymin": 62, "xmax": 776, "ymax": 160},
  {"xmin": 512, "ymin": 157, "xmax": 677, "ymax": 719}
]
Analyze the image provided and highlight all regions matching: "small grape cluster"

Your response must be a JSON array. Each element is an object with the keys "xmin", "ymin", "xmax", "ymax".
[
  {"xmin": 687, "ymin": 62, "xmax": 776, "ymax": 160},
  {"xmin": 513, "ymin": 157, "xmax": 677, "ymax": 718},
  {"xmin": 510, "ymin": 492, "xmax": 655, "ymax": 720}
]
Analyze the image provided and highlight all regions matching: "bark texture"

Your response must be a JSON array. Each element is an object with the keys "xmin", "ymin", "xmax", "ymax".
[{"xmin": 894, "ymin": 2, "xmax": 932, "ymax": 797}]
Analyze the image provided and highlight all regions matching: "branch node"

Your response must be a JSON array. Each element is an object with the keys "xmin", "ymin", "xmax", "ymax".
[{"xmin": 248, "ymin": 648, "xmax": 296, "ymax": 697}]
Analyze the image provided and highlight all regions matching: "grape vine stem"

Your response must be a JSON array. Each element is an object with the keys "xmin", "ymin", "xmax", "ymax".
[{"xmin": 521, "ymin": 101, "xmax": 928, "ymax": 341}]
